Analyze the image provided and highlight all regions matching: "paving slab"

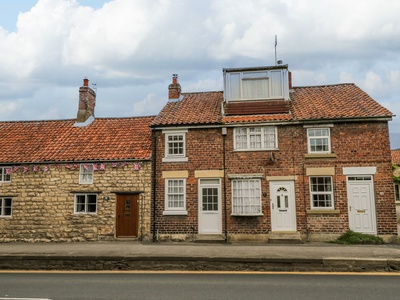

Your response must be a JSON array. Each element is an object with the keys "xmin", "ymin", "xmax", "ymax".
[{"xmin": 1, "ymin": 241, "xmax": 400, "ymax": 272}]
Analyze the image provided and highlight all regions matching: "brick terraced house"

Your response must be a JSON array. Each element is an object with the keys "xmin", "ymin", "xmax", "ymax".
[
  {"xmin": 151, "ymin": 65, "xmax": 398, "ymax": 243},
  {"xmin": 0, "ymin": 79, "xmax": 154, "ymax": 242}
]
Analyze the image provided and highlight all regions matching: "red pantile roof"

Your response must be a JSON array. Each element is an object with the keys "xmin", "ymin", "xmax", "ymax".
[
  {"xmin": 0, "ymin": 116, "xmax": 154, "ymax": 164},
  {"xmin": 222, "ymin": 113, "xmax": 293, "ymax": 124},
  {"xmin": 153, "ymin": 83, "xmax": 392, "ymax": 127},
  {"xmin": 392, "ymin": 150, "xmax": 400, "ymax": 165},
  {"xmin": 151, "ymin": 92, "xmax": 223, "ymax": 127},
  {"xmin": 290, "ymin": 84, "xmax": 393, "ymax": 121}
]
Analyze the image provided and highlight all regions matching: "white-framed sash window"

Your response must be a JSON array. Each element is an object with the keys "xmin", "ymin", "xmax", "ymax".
[
  {"xmin": 74, "ymin": 194, "xmax": 97, "ymax": 214},
  {"xmin": 162, "ymin": 130, "xmax": 188, "ymax": 162},
  {"xmin": 310, "ymin": 176, "xmax": 334, "ymax": 209},
  {"xmin": 163, "ymin": 178, "xmax": 187, "ymax": 215},
  {"xmin": 0, "ymin": 167, "xmax": 11, "ymax": 183},
  {"xmin": 0, "ymin": 197, "xmax": 12, "ymax": 217},
  {"xmin": 234, "ymin": 126, "xmax": 277, "ymax": 150},
  {"xmin": 79, "ymin": 164, "xmax": 94, "ymax": 184},
  {"xmin": 307, "ymin": 128, "xmax": 331, "ymax": 154},
  {"xmin": 231, "ymin": 179, "xmax": 262, "ymax": 216}
]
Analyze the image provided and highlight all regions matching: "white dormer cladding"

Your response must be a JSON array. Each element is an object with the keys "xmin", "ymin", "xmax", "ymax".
[{"xmin": 223, "ymin": 65, "xmax": 290, "ymax": 102}]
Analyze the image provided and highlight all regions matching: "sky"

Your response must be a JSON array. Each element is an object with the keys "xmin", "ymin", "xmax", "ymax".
[{"xmin": 0, "ymin": 0, "xmax": 399, "ymax": 148}]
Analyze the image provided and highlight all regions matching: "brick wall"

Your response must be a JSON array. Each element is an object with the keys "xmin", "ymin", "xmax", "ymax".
[
  {"xmin": 0, "ymin": 162, "xmax": 152, "ymax": 242},
  {"xmin": 154, "ymin": 120, "xmax": 397, "ymax": 241}
]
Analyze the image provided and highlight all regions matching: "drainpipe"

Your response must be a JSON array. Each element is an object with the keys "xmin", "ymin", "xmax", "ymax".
[
  {"xmin": 222, "ymin": 127, "xmax": 228, "ymax": 242},
  {"xmin": 302, "ymin": 127, "xmax": 310, "ymax": 242},
  {"xmin": 151, "ymin": 130, "xmax": 157, "ymax": 242}
]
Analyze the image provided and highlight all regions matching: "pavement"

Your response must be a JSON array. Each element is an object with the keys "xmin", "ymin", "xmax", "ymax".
[{"xmin": 1, "ymin": 240, "xmax": 400, "ymax": 273}]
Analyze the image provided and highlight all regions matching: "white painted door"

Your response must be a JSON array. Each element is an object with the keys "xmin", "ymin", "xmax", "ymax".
[
  {"xmin": 198, "ymin": 179, "xmax": 222, "ymax": 234},
  {"xmin": 270, "ymin": 181, "xmax": 296, "ymax": 232},
  {"xmin": 347, "ymin": 176, "xmax": 376, "ymax": 234}
]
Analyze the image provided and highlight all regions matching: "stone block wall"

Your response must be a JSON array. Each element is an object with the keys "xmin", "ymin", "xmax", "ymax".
[{"xmin": 0, "ymin": 161, "xmax": 152, "ymax": 242}]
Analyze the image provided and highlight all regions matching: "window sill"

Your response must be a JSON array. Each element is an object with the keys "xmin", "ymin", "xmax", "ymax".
[
  {"xmin": 231, "ymin": 214, "xmax": 263, "ymax": 217},
  {"xmin": 233, "ymin": 149, "xmax": 278, "ymax": 152},
  {"xmin": 162, "ymin": 157, "xmax": 189, "ymax": 163},
  {"xmin": 304, "ymin": 153, "xmax": 337, "ymax": 159},
  {"xmin": 307, "ymin": 209, "xmax": 340, "ymax": 215},
  {"xmin": 163, "ymin": 210, "xmax": 188, "ymax": 216}
]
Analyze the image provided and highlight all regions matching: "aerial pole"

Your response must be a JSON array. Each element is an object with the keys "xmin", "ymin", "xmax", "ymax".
[{"xmin": 275, "ymin": 35, "xmax": 278, "ymax": 65}]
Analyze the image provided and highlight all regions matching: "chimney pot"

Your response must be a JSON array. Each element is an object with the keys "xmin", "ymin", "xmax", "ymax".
[
  {"xmin": 77, "ymin": 78, "xmax": 96, "ymax": 123},
  {"xmin": 168, "ymin": 73, "xmax": 181, "ymax": 100}
]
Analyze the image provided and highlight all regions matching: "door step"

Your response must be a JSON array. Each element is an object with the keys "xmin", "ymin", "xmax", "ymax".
[
  {"xmin": 268, "ymin": 232, "xmax": 303, "ymax": 244},
  {"xmin": 194, "ymin": 234, "xmax": 226, "ymax": 243}
]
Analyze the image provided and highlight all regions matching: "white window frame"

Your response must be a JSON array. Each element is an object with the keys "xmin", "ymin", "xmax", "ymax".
[
  {"xmin": 0, "ymin": 197, "xmax": 12, "ymax": 217},
  {"xmin": 309, "ymin": 176, "xmax": 334, "ymax": 209},
  {"xmin": 79, "ymin": 164, "xmax": 94, "ymax": 184},
  {"xmin": 162, "ymin": 130, "xmax": 188, "ymax": 162},
  {"xmin": 234, "ymin": 126, "xmax": 277, "ymax": 151},
  {"xmin": 0, "ymin": 167, "xmax": 11, "ymax": 183},
  {"xmin": 74, "ymin": 194, "xmax": 97, "ymax": 214},
  {"xmin": 231, "ymin": 179, "xmax": 262, "ymax": 216},
  {"xmin": 307, "ymin": 128, "xmax": 331, "ymax": 154},
  {"xmin": 226, "ymin": 69, "xmax": 287, "ymax": 101},
  {"xmin": 163, "ymin": 178, "xmax": 187, "ymax": 215}
]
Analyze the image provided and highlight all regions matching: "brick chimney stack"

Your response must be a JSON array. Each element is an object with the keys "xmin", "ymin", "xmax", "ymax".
[
  {"xmin": 77, "ymin": 78, "xmax": 96, "ymax": 123},
  {"xmin": 168, "ymin": 74, "xmax": 181, "ymax": 100}
]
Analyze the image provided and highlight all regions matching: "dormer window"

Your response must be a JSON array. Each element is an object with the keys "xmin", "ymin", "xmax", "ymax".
[{"xmin": 224, "ymin": 66, "xmax": 289, "ymax": 102}]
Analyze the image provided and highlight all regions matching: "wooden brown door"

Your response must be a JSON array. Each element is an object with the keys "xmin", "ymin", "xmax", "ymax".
[{"xmin": 116, "ymin": 194, "xmax": 139, "ymax": 237}]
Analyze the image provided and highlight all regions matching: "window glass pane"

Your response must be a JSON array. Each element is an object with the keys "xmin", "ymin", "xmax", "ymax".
[
  {"xmin": 76, "ymin": 195, "xmax": 86, "ymax": 212},
  {"xmin": 229, "ymin": 73, "xmax": 241, "ymax": 99},
  {"xmin": 232, "ymin": 179, "xmax": 261, "ymax": 215},
  {"xmin": 270, "ymin": 70, "xmax": 283, "ymax": 97},
  {"xmin": 242, "ymin": 78, "xmax": 269, "ymax": 99}
]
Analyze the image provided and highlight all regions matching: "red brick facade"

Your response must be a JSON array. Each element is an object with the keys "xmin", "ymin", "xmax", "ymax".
[
  {"xmin": 152, "ymin": 121, "xmax": 397, "ymax": 241},
  {"xmin": 152, "ymin": 67, "xmax": 397, "ymax": 243}
]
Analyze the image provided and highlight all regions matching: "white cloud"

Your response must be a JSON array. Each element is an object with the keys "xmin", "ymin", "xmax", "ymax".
[
  {"xmin": 132, "ymin": 93, "xmax": 164, "ymax": 116},
  {"xmin": 0, "ymin": 0, "xmax": 398, "ymax": 136}
]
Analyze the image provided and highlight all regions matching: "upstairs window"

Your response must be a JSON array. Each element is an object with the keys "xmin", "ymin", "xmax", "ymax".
[
  {"xmin": 163, "ymin": 130, "xmax": 188, "ymax": 162},
  {"xmin": 234, "ymin": 127, "xmax": 277, "ymax": 150},
  {"xmin": 307, "ymin": 128, "xmax": 331, "ymax": 154},
  {"xmin": 0, "ymin": 167, "xmax": 11, "ymax": 183},
  {"xmin": 0, "ymin": 197, "xmax": 12, "ymax": 217},
  {"xmin": 225, "ymin": 69, "xmax": 288, "ymax": 101},
  {"xmin": 79, "ymin": 164, "xmax": 94, "ymax": 184}
]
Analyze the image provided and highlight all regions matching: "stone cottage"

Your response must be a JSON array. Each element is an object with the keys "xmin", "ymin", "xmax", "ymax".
[
  {"xmin": 0, "ymin": 79, "xmax": 154, "ymax": 242},
  {"xmin": 151, "ymin": 65, "xmax": 398, "ymax": 243}
]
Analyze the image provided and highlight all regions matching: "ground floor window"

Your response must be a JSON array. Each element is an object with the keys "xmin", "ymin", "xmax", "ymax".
[
  {"xmin": 0, "ymin": 197, "xmax": 12, "ymax": 217},
  {"xmin": 163, "ymin": 179, "xmax": 187, "ymax": 215},
  {"xmin": 231, "ymin": 179, "xmax": 262, "ymax": 215},
  {"xmin": 74, "ymin": 194, "xmax": 97, "ymax": 214},
  {"xmin": 310, "ymin": 176, "xmax": 334, "ymax": 209},
  {"xmin": 395, "ymin": 183, "xmax": 400, "ymax": 201}
]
